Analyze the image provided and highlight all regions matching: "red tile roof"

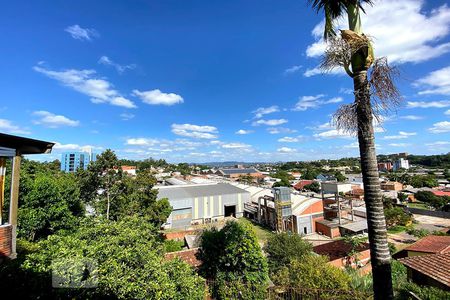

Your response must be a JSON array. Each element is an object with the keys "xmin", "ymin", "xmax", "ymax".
[
  {"xmin": 164, "ymin": 248, "xmax": 201, "ymax": 268},
  {"xmin": 313, "ymin": 239, "xmax": 370, "ymax": 261},
  {"xmin": 432, "ymin": 191, "xmax": 450, "ymax": 197},
  {"xmin": 404, "ymin": 235, "xmax": 450, "ymax": 254},
  {"xmin": 293, "ymin": 180, "xmax": 314, "ymax": 190},
  {"xmin": 399, "ymin": 253, "xmax": 450, "ymax": 288}
]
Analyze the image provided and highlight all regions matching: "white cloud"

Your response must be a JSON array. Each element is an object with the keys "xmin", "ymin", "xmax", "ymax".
[
  {"xmin": 65, "ymin": 25, "xmax": 98, "ymax": 41},
  {"xmin": 126, "ymin": 138, "xmax": 160, "ymax": 146},
  {"xmin": 388, "ymin": 143, "xmax": 411, "ymax": 147},
  {"xmin": 284, "ymin": 65, "xmax": 302, "ymax": 75},
  {"xmin": 252, "ymin": 119, "xmax": 288, "ymax": 126},
  {"xmin": 415, "ymin": 65, "xmax": 450, "ymax": 96},
  {"xmin": 171, "ymin": 123, "xmax": 218, "ymax": 139},
  {"xmin": 53, "ymin": 142, "xmax": 102, "ymax": 152},
  {"xmin": 267, "ymin": 127, "xmax": 298, "ymax": 134},
  {"xmin": 407, "ymin": 100, "xmax": 450, "ymax": 108},
  {"xmin": 428, "ymin": 121, "xmax": 450, "ymax": 133},
  {"xmin": 425, "ymin": 141, "xmax": 450, "ymax": 146},
  {"xmin": 277, "ymin": 147, "xmax": 297, "ymax": 153},
  {"xmin": 305, "ymin": 0, "xmax": 450, "ymax": 75},
  {"xmin": 32, "ymin": 111, "xmax": 79, "ymax": 128},
  {"xmin": 383, "ymin": 131, "xmax": 416, "ymax": 140},
  {"xmin": 0, "ymin": 119, "xmax": 30, "ymax": 135},
  {"xmin": 253, "ymin": 106, "xmax": 279, "ymax": 118},
  {"xmin": 221, "ymin": 143, "xmax": 251, "ymax": 149},
  {"xmin": 98, "ymin": 56, "xmax": 136, "ymax": 74},
  {"xmin": 120, "ymin": 113, "xmax": 135, "ymax": 121},
  {"xmin": 293, "ymin": 94, "xmax": 343, "ymax": 111},
  {"xmin": 278, "ymin": 136, "xmax": 299, "ymax": 143},
  {"xmin": 343, "ymin": 142, "xmax": 359, "ymax": 149},
  {"xmin": 400, "ymin": 115, "xmax": 424, "ymax": 120},
  {"xmin": 235, "ymin": 129, "xmax": 253, "ymax": 135},
  {"xmin": 33, "ymin": 65, "xmax": 136, "ymax": 108},
  {"xmin": 313, "ymin": 129, "xmax": 353, "ymax": 140},
  {"xmin": 132, "ymin": 89, "xmax": 183, "ymax": 106},
  {"xmin": 446, "ymin": 109, "xmax": 450, "ymax": 115}
]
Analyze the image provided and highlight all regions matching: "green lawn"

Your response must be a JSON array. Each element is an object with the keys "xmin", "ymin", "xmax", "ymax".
[
  {"xmin": 408, "ymin": 202, "xmax": 430, "ymax": 210},
  {"xmin": 238, "ymin": 218, "xmax": 274, "ymax": 243},
  {"xmin": 387, "ymin": 225, "xmax": 408, "ymax": 234}
]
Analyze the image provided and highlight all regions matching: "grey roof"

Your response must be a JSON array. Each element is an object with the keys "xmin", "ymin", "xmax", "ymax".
[
  {"xmin": 340, "ymin": 219, "xmax": 368, "ymax": 232},
  {"xmin": 219, "ymin": 168, "xmax": 258, "ymax": 175},
  {"xmin": 157, "ymin": 183, "xmax": 249, "ymax": 200}
]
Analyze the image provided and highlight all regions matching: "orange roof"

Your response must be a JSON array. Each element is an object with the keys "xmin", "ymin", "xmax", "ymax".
[
  {"xmin": 432, "ymin": 191, "xmax": 450, "ymax": 197},
  {"xmin": 164, "ymin": 248, "xmax": 201, "ymax": 268},
  {"xmin": 313, "ymin": 240, "xmax": 370, "ymax": 261},
  {"xmin": 399, "ymin": 253, "xmax": 450, "ymax": 288},
  {"xmin": 121, "ymin": 166, "xmax": 137, "ymax": 170},
  {"xmin": 404, "ymin": 235, "xmax": 450, "ymax": 254}
]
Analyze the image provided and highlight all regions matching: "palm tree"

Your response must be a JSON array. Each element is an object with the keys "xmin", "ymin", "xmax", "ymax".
[{"xmin": 306, "ymin": 1, "xmax": 398, "ymax": 299}]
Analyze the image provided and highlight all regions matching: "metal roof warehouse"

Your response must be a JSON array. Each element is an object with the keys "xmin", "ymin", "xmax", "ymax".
[{"xmin": 157, "ymin": 183, "xmax": 250, "ymax": 229}]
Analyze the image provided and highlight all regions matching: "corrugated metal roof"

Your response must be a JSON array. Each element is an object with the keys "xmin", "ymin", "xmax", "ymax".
[
  {"xmin": 157, "ymin": 183, "xmax": 249, "ymax": 200},
  {"xmin": 219, "ymin": 168, "xmax": 258, "ymax": 175}
]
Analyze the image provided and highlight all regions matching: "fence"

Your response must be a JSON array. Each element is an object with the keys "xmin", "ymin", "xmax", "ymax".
[
  {"xmin": 204, "ymin": 280, "xmax": 372, "ymax": 300},
  {"xmin": 407, "ymin": 207, "xmax": 450, "ymax": 218}
]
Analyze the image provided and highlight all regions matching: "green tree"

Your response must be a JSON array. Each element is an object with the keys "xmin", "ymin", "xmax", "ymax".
[
  {"xmin": 264, "ymin": 232, "xmax": 312, "ymax": 273},
  {"xmin": 18, "ymin": 172, "xmax": 83, "ymax": 241},
  {"xmin": 410, "ymin": 175, "xmax": 438, "ymax": 188},
  {"xmin": 306, "ymin": 1, "xmax": 397, "ymax": 297},
  {"xmin": 335, "ymin": 171, "xmax": 346, "ymax": 182},
  {"xmin": 111, "ymin": 169, "xmax": 172, "ymax": 224},
  {"xmin": 272, "ymin": 255, "xmax": 351, "ymax": 291},
  {"xmin": 304, "ymin": 181, "xmax": 321, "ymax": 193},
  {"xmin": 384, "ymin": 207, "xmax": 412, "ymax": 228},
  {"xmin": 397, "ymin": 192, "xmax": 408, "ymax": 203},
  {"xmin": 20, "ymin": 217, "xmax": 205, "ymax": 300},
  {"xmin": 198, "ymin": 221, "xmax": 269, "ymax": 300}
]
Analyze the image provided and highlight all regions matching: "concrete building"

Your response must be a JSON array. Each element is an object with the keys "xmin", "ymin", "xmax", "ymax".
[
  {"xmin": 158, "ymin": 183, "xmax": 250, "ymax": 229},
  {"xmin": 393, "ymin": 158, "xmax": 410, "ymax": 171},
  {"xmin": 378, "ymin": 162, "xmax": 393, "ymax": 172},
  {"xmin": 61, "ymin": 149, "xmax": 97, "ymax": 172},
  {"xmin": 380, "ymin": 181, "xmax": 403, "ymax": 191}
]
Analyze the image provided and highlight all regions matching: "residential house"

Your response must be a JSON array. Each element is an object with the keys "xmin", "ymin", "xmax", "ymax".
[
  {"xmin": 380, "ymin": 181, "xmax": 403, "ymax": 191},
  {"xmin": 399, "ymin": 253, "xmax": 450, "ymax": 291},
  {"xmin": 313, "ymin": 239, "xmax": 371, "ymax": 272}
]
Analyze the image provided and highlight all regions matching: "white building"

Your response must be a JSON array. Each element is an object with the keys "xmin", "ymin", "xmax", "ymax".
[{"xmin": 393, "ymin": 158, "xmax": 410, "ymax": 171}]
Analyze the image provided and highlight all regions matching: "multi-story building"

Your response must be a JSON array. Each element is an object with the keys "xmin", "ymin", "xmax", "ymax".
[
  {"xmin": 61, "ymin": 150, "xmax": 97, "ymax": 172},
  {"xmin": 378, "ymin": 162, "xmax": 393, "ymax": 172},
  {"xmin": 393, "ymin": 158, "xmax": 410, "ymax": 171}
]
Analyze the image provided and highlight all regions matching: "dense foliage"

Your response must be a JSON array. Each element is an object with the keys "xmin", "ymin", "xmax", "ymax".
[
  {"xmin": 198, "ymin": 221, "xmax": 269, "ymax": 300},
  {"xmin": 304, "ymin": 181, "xmax": 321, "ymax": 193},
  {"xmin": 415, "ymin": 191, "xmax": 450, "ymax": 210},
  {"xmin": 384, "ymin": 207, "xmax": 412, "ymax": 228},
  {"xmin": 264, "ymin": 232, "xmax": 312, "ymax": 272},
  {"xmin": 1, "ymin": 217, "xmax": 205, "ymax": 299}
]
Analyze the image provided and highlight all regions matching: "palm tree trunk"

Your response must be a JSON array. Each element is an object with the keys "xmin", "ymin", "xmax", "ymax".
[{"xmin": 354, "ymin": 70, "xmax": 393, "ymax": 300}]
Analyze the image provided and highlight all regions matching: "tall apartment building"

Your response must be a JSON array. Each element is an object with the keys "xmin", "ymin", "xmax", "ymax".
[
  {"xmin": 61, "ymin": 149, "xmax": 97, "ymax": 172},
  {"xmin": 393, "ymin": 158, "xmax": 410, "ymax": 171}
]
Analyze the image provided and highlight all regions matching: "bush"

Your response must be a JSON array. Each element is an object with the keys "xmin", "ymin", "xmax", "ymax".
[
  {"xmin": 304, "ymin": 181, "xmax": 320, "ymax": 193},
  {"xmin": 164, "ymin": 239, "xmax": 185, "ymax": 252},
  {"xmin": 384, "ymin": 207, "xmax": 412, "ymax": 228},
  {"xmin": 272, "ymin": 255, "xmax": 351, "ymax": 291},
  {"xmin": 264, "ymin": 232, "xmax": 312, "ymax": 273},
  {"xmin": 16, "ymin": 217, "xmax": 205, "ymax": 300},
  {"xmin": 198, "ymin": 221, "xmax": 269, "ymax": 300}
]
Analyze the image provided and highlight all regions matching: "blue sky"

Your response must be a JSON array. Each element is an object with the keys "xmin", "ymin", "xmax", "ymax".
[{"xmin": 1, "ymin": 0, "xmax": 450, "ymax": 163}]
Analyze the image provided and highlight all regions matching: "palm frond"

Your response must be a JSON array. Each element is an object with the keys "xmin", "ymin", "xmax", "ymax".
[{"xmin": 307, "ymin": 0, "xmax": 375, "ymax": 40}]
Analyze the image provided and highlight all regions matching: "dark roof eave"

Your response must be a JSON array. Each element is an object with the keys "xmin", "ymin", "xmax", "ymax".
[{"xmin": 0, "ymin": 133, "xmax": 55, "ymax": 155}]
